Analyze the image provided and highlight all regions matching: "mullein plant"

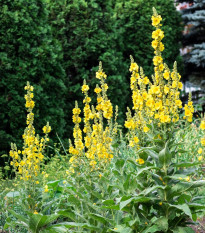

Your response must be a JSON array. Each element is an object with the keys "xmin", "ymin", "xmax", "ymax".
[
  {"xmin": 97, "ymin": 8, "xmax": 205, "ymax": 232},
  {"xmin": 9, "ymin": 82, "xmax": 51, "ymax": 183},
  {"xmin": 68, "ymin": 62, "xmax": 118, "ymax": 174},
  {"xmin": 125, "ymin": 8, "xmax": 194, "ymax": 164}
]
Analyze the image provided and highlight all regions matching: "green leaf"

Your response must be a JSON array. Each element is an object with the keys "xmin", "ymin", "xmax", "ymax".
[
  {"xmin": 101, "ymin": 205, "xmax": 120, "ymax": 210},
  {"xmin": 29, "ymin": 213, "xmax": 46, "ymax": 232},
  {"xmin": 102, "ymin": 199, "xmax": 115, "ymax": 206},
  {"xmin": 178, "ymin": 194, "xmax": 192, "ymax": 204},
  {"xmin": 57, "ymin": 210, "xmax": 77, "ymax": 221},
  {"xmin": 158, "ymin": 141, "xmax": 171, "ymax": 166},
  {"xmin": 39, "ymin": 214, "xmax": 60, "ymax": 228},
  {"xmin": 172, "ymin": 226, "xmax": 195, "ymax": 233},
  {"xmin": 189, "ymin": 203, "xmax": 205, "ymax": 210},
  {"xmin": 169, "ymin": 204, "xmax": 192, "ymax": 219},
  {"xmin": 141, "ymin": 185, "xmax": 165, "ymax": 196},
  {"xmin": 142, "ymin": 225, "xmax": 159, "ymax": 233},
  {"xmin": 120, "ymin": 197, "xmax": 134, "ymax": 210},
  {"xmin": 109, "ymin": 225, "xmax": 132, "ymax": 233},
  {"xmin": 115, "ymin": 158, "xmax": 125, "ymax": 170},
  {"xmin": 154, "ymin": 217, "xmax": 168, "ymax": 231},
  {"xmin": 144, "ymin": 149, "xmax": 158, "ymax": 160},
  {"xmin": 47, "ymin": 180, "xmax": 60, "ymax": 190},
  {"xmin": 41, "ymin": 225, "xmax": 68, "ymax": 233},
  {"xmin": 88, "ymin": 213, "xmax": 111, "ymax": 224},
  {"xmin": 55, "ymin": 222, "xmax": 100, "ymax": 230},
  {"xmin": 173, "ymin": 162, "xmax": 200, "ymax": 168},
  {"xmin": 8, "ymin": 209, "xmax": 29, "ymax": 226},
  {"xmin": 120, "ymin": 196, "xmax": 151, "ymax": 210},
  {"xmin": 67, "ymin": 196, "xmax": 81, "ymax": 207},
  {"xmin": 136, "ymin": 166, "xmax": 157, "ymax": 177}
]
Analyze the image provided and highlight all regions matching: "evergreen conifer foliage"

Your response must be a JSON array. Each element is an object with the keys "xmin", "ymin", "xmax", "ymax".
[
  {"xmin": 0, "ymin": 0, "xmax": 66, "ymax": 155},
  {"xmin": 179, "ymin": 0, "xmax": 205, "ymax": 68}
]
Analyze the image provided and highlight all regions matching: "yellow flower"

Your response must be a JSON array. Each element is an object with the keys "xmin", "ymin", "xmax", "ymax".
[
  {"xmin": 153, "ymin": 56, "xmax": 163, "ymax": 66},
  {"xmin": 81, "ymin": 84, "xmax": 89, "ymax": 93},
  {"xmin": 152, "ymin": 40, "xmax": 158, "ymax": 49},
  {"xmin": 201, "ymin": 138, "xmax": 205, "ymax": 146},
  {"xmin": 72, "ymin": 108, "xmax": 81, "ymax": 115},
  {"xmin": 152, "ymin": 15, "xmax": 162, "ymax": 27},
  {"xmin": 94, "ymin": 87, "xmax": 102, "ymax": 94},
  {"xmin": 36, "ymin": 181, "xmax": 39, "ymax": 184},
  {"xmin": 143, "ymin": 126, "xmax": 149, "ymax": 133},
  {"xmin": 200, "ymin": 120, "xmax": 205, "ymax": 130},
  {"xmin": 136, "ymin": 158, "xmax": 145, "ymax": 165},
  {"xmin": 198, "ymin": 148, "xmax": 203, "ymax": 154},
  {"xmin": 42, "ymin": 124, "xmax": 51, "ymax": 134},
  {"xmin": 134, "ymin": 136, "xmax": 139, "ymax": 144},
  {"xmin": 163, "ymin": 72, "xmax": 169, "ymax": 80},
  {"xmin": 44, "ymin": 185, "xmax": 49, "ymax": 193},
  {"xmin": 164, "ymin": 86, "xmax": 169, "ymax": 94},
  {"xmin": 159, "ymin": 64, "xmax": 164, "ymax": 71},
  {"xmin": 185, "ymin": 176, "xmax": 190, "ymax": 182},
  {"xmin": 198, "ymin": 156, "xmax": 203, "ymax": 161},
  {"xmin": 34, "ymin": 210, "xmax": 38, "ymax": 214},
  {"xmin": 129, "ymin": 63, "xmax": 139, "ymax": 72},
  {"xmin": 90, "ymin": 160, "xmax": 97, "ymax": 167},
  {"xmin": 159, "ymin": 42, "xmax": 164, "ymax": 52},
  {"xmin": 152, "ymin": 29, "xmax": 164, "ymax": 40},
  {"xmin": 178, "ymin": 82, "xmax": 183, "ymax": 90}
]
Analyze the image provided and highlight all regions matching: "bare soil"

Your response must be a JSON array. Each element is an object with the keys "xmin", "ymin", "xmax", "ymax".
[{"xmin": 190, "ymin": 218, "xmax": 205, "ymax": 233}]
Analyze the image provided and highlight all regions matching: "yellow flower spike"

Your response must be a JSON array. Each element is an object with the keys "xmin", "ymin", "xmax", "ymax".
[{"xmin": 10, "ymin": 82, "xmax": 50, "ymax": 181}]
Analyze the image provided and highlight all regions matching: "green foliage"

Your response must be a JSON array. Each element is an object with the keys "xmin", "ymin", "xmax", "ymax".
[
  {"xmin": 3, "ymin": 126, "xmax": 205, "ymax": 232},
  {"xmin": 0, "ymin": 0, "xmax": 66, "ymax": 157}
]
